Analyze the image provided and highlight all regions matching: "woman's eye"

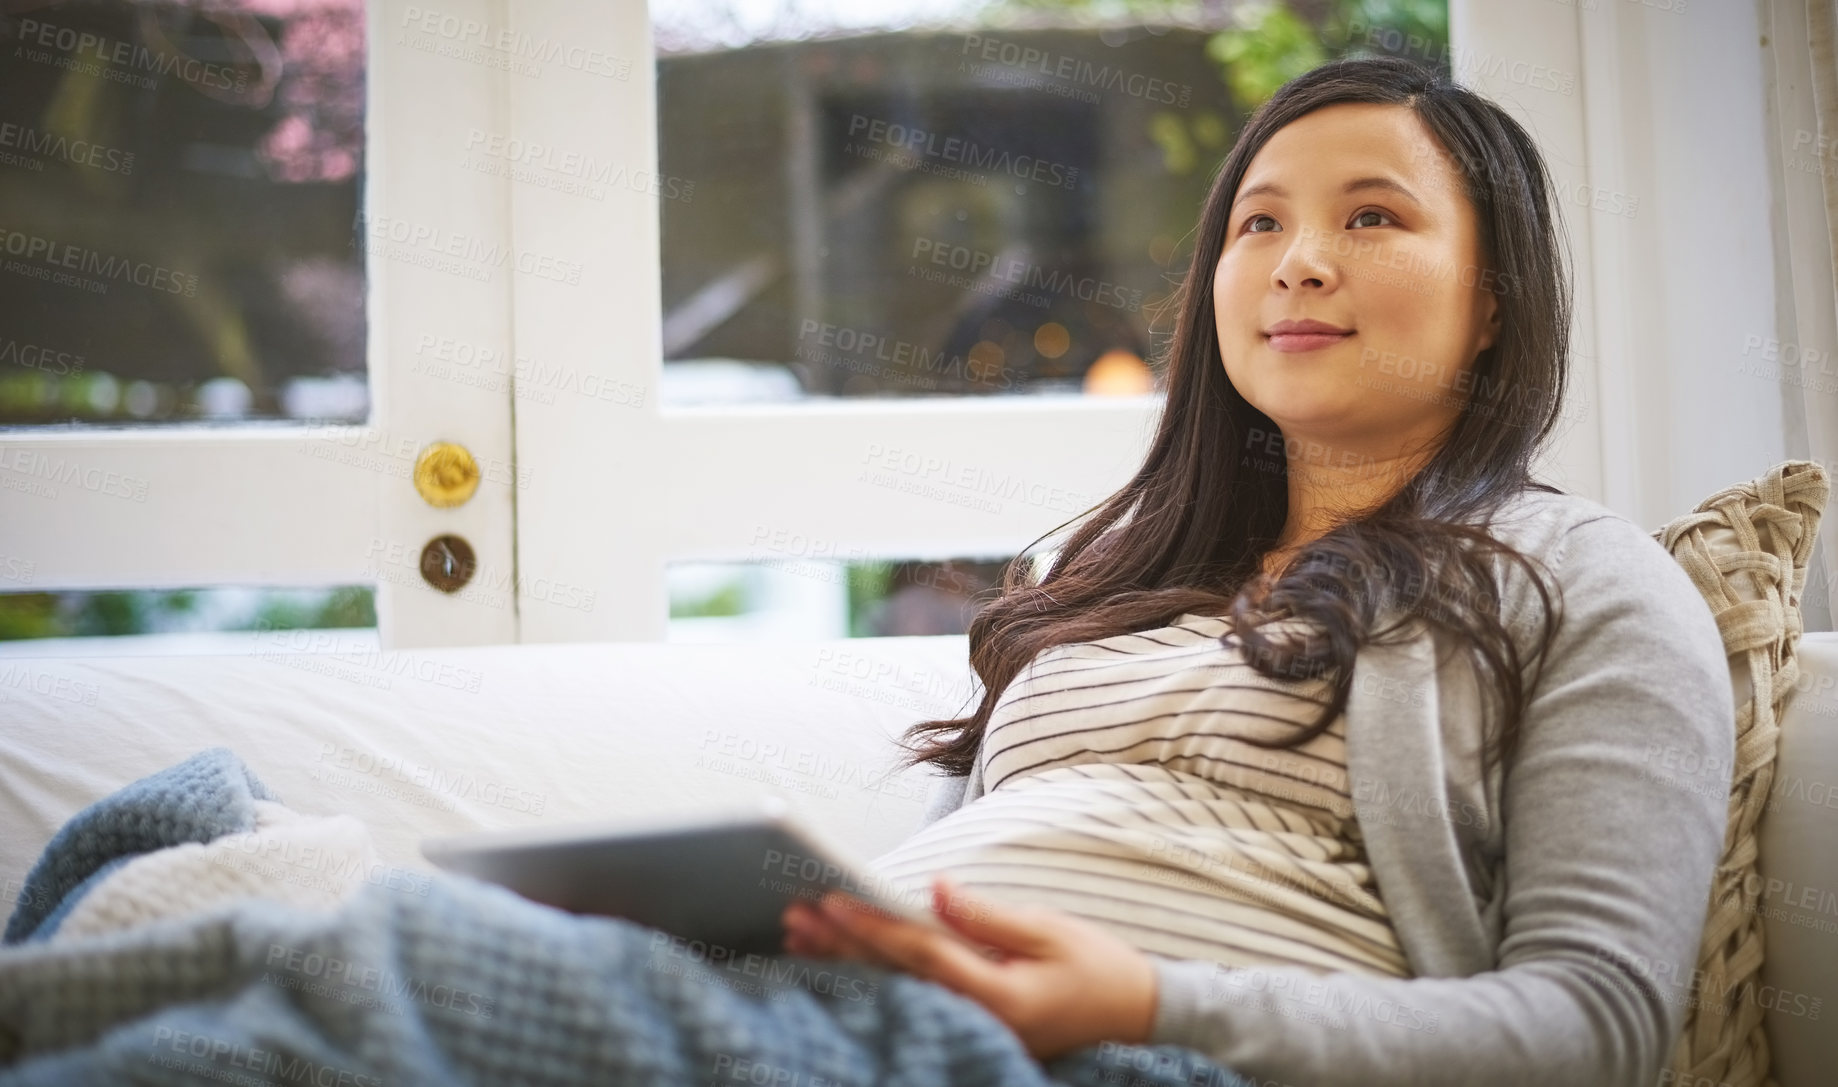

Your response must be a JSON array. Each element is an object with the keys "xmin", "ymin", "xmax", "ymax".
[{"xmin": 1242, "ymin": 209, "xmax": 1391, "ymax": 234}]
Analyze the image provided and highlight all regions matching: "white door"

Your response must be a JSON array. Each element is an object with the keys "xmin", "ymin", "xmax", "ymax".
[{"xmin": 0, "ymin": 0, "xmax": 522, "ymax": 649}]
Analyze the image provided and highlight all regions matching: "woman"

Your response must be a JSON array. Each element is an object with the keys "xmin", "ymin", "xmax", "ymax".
[{"xmin": 781, "ymin": 54, "xmax": 1734, "ymax": 1087}]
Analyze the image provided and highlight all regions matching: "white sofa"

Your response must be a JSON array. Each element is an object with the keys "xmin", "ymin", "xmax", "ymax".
[{"xmin": 1, "ymin": 629, "xmax": 1833, "ymax": 1085}]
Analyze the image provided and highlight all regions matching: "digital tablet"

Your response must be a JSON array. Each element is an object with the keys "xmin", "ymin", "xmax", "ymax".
[{"xmin": 421, "ymin": 795, "xmax": 956, "ymax": 957}]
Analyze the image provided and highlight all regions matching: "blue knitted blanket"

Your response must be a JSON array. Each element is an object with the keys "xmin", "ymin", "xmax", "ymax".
[{"xmin": 0, "ymin": 749, "xmax": 1250, "ymax": 1087}]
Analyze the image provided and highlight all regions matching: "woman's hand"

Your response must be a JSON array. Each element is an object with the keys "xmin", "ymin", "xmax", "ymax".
[{"xmin": 779, "ymin": 873, "xmax": 1159, "ymax": 1061}]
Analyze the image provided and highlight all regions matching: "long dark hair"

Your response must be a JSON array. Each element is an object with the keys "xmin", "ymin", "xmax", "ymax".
[{"xmin": 895, "ymin": 55, "xmax": 1573, "ymax": 782}]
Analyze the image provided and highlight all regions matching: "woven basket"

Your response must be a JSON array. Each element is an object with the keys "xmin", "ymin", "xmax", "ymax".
[{"xmin": 1652, "ymin": 460, "xmax": 1830, "ymax": 1087}]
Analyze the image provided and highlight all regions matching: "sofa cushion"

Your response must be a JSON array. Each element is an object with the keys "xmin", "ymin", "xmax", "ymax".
[
  {"xmin": 1758, "ymin": 631, "xmax": 1838, "ymax": 1087},
  {"xmin": 0, "ymin": 635, "xmax": 974, "ymax": 894}
]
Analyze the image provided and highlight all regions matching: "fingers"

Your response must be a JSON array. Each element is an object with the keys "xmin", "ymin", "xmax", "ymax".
[
  {"xmin": 930, "ymin": 875, "xmax": 1057, "ymax": 958},
  {"xmin": 782, "ymin": 901, "xmax": 897, "ymax": 969},
  {"xmin": 816, "ymin": 892, "xmax": 1000, "ymax": 998}
]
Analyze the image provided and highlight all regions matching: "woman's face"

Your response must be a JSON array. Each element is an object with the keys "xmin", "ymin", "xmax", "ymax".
[{"xmin": 1212, "ymin": 102, "xmax": 1502, "ymax": 464}]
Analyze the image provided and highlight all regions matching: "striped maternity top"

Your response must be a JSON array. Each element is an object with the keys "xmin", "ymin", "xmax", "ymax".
[{"xmin": 866, "ymin": 611, "xmax": 1411, "ymax": 978}]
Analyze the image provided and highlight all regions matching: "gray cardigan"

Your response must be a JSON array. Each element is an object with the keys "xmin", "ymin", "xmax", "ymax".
[{"xmin": 906, "ymin": 487, "xmax": 1734, "ymax": 1087}]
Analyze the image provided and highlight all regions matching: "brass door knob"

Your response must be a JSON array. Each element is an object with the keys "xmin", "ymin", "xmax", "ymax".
[{"xmin": 414, "ymin": 442, "xmax": 481, "ymax": 508}]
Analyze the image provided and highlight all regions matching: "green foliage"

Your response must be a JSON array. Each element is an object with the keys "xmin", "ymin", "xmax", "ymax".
[
  {"xmin": 1333, "ymin": 0, "xmax": 1449, "ymax": 56},
  {"xmin": 1210, "ymin": 0, "xmax": 1450, "ymax": 113},
  {"xmin": 973, "ymin": 0, "xmax": 1199, "ymax": 21},
  {"xmin": 69, "ymin": 591, "xmax": 151, "ymax": 636},
  {"xmin": 0, "ymin": 593, "xmax": 62, "ymax": 640},
  {"xmin": 978, "ymin": 0, "xmax": 1450, "ymax": 166},
  {"xmin": 0, "ymin": 373, "xmax": 50, "ymax": 416},
  {"xmin": 242, "ymin": 586, "xmax": 376, "ymax": 631},
  {"xmin": 846, "ymin": 561, "xmax": 895, "ymax": 637},
  {"xmin": 0, "ymin": 589, "xmax": 164, "ymax": 638},
  {"xmin": 1147, "ymin": 107, "xmax": 1230, "ymax": 176},
  {"xmin": 1206, "ymin": 3, "xmax": 1327, "ymax": 115},
  {"xmin": 0, "ymin": 586, "xmax": 379, "ymax": 641},
  {"xmin": 314, "ymin": 586, "xmax": 377, "ymax": 628},
  {"xmin": 669, "ymin": 578, "xmax": 750, "ymax": 619}
]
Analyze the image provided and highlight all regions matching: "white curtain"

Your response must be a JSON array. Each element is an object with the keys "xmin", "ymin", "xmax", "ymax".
[{"xmin": 1764, "ymin": 0, "xmax": 1838, "ymax": 631}]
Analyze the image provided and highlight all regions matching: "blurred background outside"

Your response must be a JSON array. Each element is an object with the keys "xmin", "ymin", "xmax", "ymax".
[{"xmin": 0, "ymin": 0, "xmax": 1449, "ymax": 649}]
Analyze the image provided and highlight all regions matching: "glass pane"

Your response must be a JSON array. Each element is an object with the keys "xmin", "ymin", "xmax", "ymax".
[
  {"xmin": 0, "ymin": 0, "xmax": 367, "ymax": 427},
  {"xmin": 667, "ymin": 554, "xmax": 1010, "ymax": 642},
  {"xmin": 0, "ymin": 585, "xmax": 375, "ymax": 653},
  {"xmin": 653, "ymin": 0, "xmax": 1449, "ymax": 405}
]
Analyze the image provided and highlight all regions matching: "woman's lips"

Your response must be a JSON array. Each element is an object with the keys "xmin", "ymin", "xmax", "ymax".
[{"xmin": 1266, "ymin": 331, "xmax": 1354, "ymax": 353}]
